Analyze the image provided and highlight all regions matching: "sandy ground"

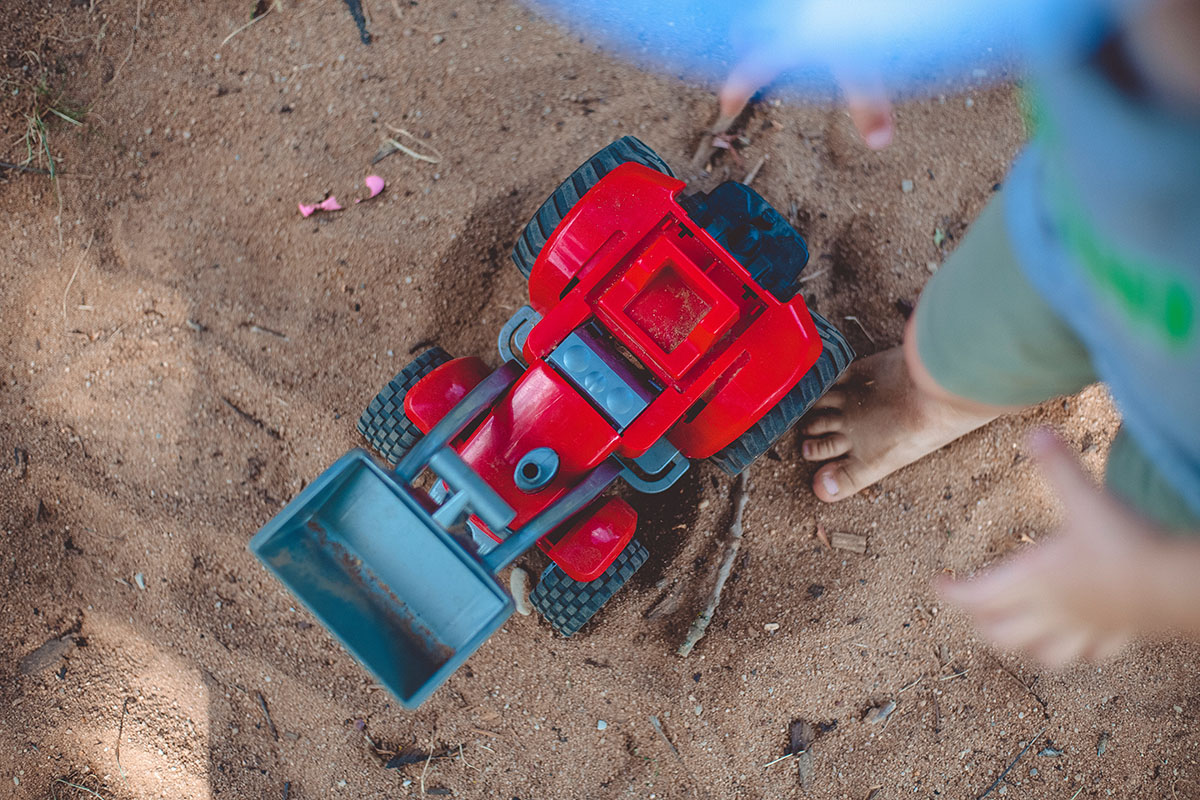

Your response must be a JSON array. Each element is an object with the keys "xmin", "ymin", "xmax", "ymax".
[{"xmin": 3, "ymin": 1, "xmax": 1200, "ymax": 799}]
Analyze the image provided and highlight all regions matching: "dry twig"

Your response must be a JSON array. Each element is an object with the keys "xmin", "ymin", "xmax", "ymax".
[
  {"xmin": 678, "ymin": 472, "xmax": 750, "ymax": 657},
  {"xmin": 975, "ymin": 726, "xmax": 1047, "ymax": 800},
  {"xmin": 741, "ymin": 154, "xmax": 768, "ymax": 187}
]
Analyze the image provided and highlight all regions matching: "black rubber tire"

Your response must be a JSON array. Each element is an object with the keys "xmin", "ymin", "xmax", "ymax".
[
  {"xmin": 357, "ymin": 347, "xmax": 452, "ymax": 466},
  {"xmin": 530, "ymin": 538, "xmax": 649, "ymax": 637},
  {"xmin": 511, "ymin": 136, "xmax": 675, "ymax": 279},
  {"xmin": 708, "ymin": 312, "xmax": 855, "ymax": 476}
]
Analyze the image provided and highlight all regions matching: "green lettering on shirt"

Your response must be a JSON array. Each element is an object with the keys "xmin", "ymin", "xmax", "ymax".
[{"xmin": 1055, "ymin": 193, "xmax": 1195, "ymax": 347}]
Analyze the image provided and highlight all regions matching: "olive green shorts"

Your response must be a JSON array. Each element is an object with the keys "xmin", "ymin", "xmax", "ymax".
[{"xmin": 913, "ymin": 193, "xmax": 1200, "ymax": 531}]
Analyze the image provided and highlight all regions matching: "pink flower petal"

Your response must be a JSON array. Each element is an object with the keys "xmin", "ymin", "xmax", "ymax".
[
  {"xmin": 318, "ymin": 196, "xmax": 344, "ymax": 212},
  {"xmin": 355, "ymin": 175, "xmax": 385, "ymax": 203},
  {"xmin": 298, "ymin": 202, "xmax": 318, "ymax": 218}
]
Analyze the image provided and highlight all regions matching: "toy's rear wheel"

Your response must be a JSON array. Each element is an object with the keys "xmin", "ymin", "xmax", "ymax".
[
  {"xmin": 680, "ymin": 181, "xmax": 810, "ymax": 302},
  {"xmin": 708, "ymin": 312, "xmax": 854, "ymax": 476},
  {"xmin": 511, "ymin": 136, "xmax": 675, "ymax": 279},
  {"xmin": 530, "ymin": 538, "xmax": 648, "ymax": 637},
  {"xmin": 357, "ymin": 347, "xmax": 452, "ymax": 466}
]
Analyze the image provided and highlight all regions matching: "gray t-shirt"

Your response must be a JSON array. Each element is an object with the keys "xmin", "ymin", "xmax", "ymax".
[{"xmin": 1005, "ymin": 27, "xmax": 1200, "ymax": 514}]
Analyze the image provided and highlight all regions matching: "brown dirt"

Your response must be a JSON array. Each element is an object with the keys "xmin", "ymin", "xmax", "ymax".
[{"xmin": 3, "ymin": 2, "xmax": 1200, "ymax": 799}]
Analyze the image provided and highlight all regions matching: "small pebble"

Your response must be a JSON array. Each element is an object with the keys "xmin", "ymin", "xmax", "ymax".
[
  {"xmin": 926, "ymin": 261, "xmax": 940, "ymax": 273},
  {"xmin": 509, "ymin": 567, "xmax": 532, "ymax": 616},
  {"xmin": 597, "ymin": 720, "xmax": 607, "ymax": 731},
  {"xmin": 431, "ymin": 34, "xmax": 445, "ymax": 45},
  {"xmin": 134, "ymin": 573, "xmax": 146, "ymax": 590},
  {"xmin": 763, "ymin": 623, "xmax": 780, "ymax": 632},
  {"xmin": 901, "ymin": 179, "xmax": 914, "ymax": 193}
]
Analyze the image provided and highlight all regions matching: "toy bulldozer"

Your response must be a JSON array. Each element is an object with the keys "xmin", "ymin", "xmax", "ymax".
[{"xmin": 250, "ymin": 137, "xmax": 853, "ymax": 707}]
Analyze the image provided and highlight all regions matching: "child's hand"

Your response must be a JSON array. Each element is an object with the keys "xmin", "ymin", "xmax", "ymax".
[{"xmin": 937, "ymin": 430, "xmax": 1193, "ymax": 667}]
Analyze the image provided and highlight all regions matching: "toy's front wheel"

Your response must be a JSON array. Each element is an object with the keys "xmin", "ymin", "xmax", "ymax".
[
  {"xmin": 530, "ymin": 538, "xmax": 648, "ymax": 637},
  {"xmin": 357, "ymin": 347, "xmax": 452, "ymax": 466},
  {"xmin": 709, "ymin": 312, "xmax": 854, "ymax": 476},
  {"xmin": 511, "ymin": 136, "xmax": 674, "ymax": 279}
]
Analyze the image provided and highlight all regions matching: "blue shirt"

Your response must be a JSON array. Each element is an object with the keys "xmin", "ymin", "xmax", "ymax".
[{"xmin": 1005, "ymin": 27, "xmax": 1200, "ymax": 514}]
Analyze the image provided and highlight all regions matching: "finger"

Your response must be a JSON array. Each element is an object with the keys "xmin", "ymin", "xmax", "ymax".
[
  {"xmin": 976, "ymin": 611, "xmax": 1058, "ymax": 652},
  {"xmin": 846, "ymin": 94, "xmax": 894, "ymax": 150},
  {"xmin": 717, "ymin": 57, "xmax": 781, "ymax": 129},
  {"xmin": 837, "ymin": 73, "xmax": 893, "ymax": 150},
  {"xmin": 1084, "ymin": 632, "xmax": 1129, "ymax": 662},
  {"xmin": 1029, "ymin": 428, "xmax": 1098, "ymax": 507},
  {"xmin": 936, "ymin": 560, "xmax": 1037, "ymax": 611},
  {"xmin": 1030, "ymin": 628, "xmax": 1091, "ymax": 669}
]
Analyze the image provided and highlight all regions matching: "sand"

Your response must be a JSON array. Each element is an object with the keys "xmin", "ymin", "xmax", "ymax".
[{"xmin": 3, "ymin": 1, "xmax": 1199, "ymax": 798}]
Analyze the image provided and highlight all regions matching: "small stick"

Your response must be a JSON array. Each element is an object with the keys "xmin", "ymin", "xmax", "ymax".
[
  {"xmin": 282, "ymin": 781, "xmax": 291, "ymax": 800},
  {"xmin": 761, "ymin": 751, "xmax": 801, "ymax": 768},
  {"xmin": 112, "ymin": 0, "xmax": 142, "ymax": 83},
  {"xmin": 257, "ymin": 691, "xmax": 279, "ymax": 741},
  {"xmin": 741, "ymin": 154, "xmax": 768, "ymax": 187},
  {"xmin": 940, "ymin": 668, "xmax": 970, "ymax": 681},
  {"xmin": 420, "ymin": 732, "xmax": 435, "ymax": 795},
  {"xmin": 115, "ymin": 696, "xmax": 131, "ymax": 779},
  {"xmin": 975, "ymin": 726, "xmax": 1047, "ymax": 800},
  {"xmin": 899, "ymin": 675, "xmax": 924, "ymax": 693},
  {"xmin": 798, "ymin": 267, "xmax": 829, "ymax": 284},
  {"xmin": 0, "ymin": 160, "xmax": 51, "ymax": 175},
  {"xmin": 648, "ymin": 715, "xmax": 682, "ymax": 762},
  {"xmin": 678, "ymin": 472, "xmax": 750, "ymax": 657},
  {"xmin": 843, "ymin": 315, "xmax": 876, "ymax": 344}
]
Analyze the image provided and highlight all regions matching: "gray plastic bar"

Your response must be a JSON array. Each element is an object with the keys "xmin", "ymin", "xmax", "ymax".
[
  {"xmin": 482, "ymin": 459, "xmax": 621, "ymax": 573},
  {"xmin": 429, "ymin": 448, "xmax": 517, "ymax": 532},
  {"xmin": 394, "ymin": 361, "xmax": 522, "ymax": 483}
]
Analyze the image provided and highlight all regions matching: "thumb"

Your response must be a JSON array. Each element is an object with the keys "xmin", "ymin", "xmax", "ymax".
[{"xmin": 1030, "ymin": 428, "xmax": 1097, "ymax": 508}]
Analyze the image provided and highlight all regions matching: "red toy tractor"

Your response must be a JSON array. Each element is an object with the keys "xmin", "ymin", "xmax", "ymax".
[{"xmin": 251, "ymin": 137, "xmax": 853, "ymax": 707}]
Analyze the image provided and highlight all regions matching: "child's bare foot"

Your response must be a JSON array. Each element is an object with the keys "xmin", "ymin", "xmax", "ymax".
[{"xmin": 799, "ymin": 346, "xmax": 1000, "ymax": 502}]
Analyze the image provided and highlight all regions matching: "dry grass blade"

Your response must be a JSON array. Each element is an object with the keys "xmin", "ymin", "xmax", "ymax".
[
  {"xmin": 375, "ymin": 126, "xmax": 444, "ymax": 165},
  {"xmin": 54, "ymin": 779, "xmax": 110, "ymax": 800},
  {"xmin": 222, "ymin": 0, "xmax": 281, "ymax": 46},
  {"xmin": 62, "ymin": 233, "xmax": 95, "ymax": 327}
]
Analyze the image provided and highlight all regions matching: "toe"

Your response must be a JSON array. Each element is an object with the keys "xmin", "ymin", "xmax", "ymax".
[
  {"xmin": 810, "ymin": 390, "xmax": 845, "ymax": 411},
  {"xmin": 812, "ymin": 458, "xmax": 873, "ymax": 503},
  {"xmin": 800, "ymin": 411, "xmax": 843, "ymax": 437},
  {"xmin": 801, "ymin": 433, "xmax": 850, "ymax": 462}
]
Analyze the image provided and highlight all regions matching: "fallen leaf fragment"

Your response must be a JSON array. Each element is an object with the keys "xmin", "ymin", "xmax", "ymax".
[
  {"xmin": 355, "ymin": 175, "xmax": 385, "ymax": 203},
  {"xmin": 814, "ymin": 522, "xmax": 832, "ymax": 550},
  {"xmin": 299, "ymin": 196, "xmax": 343, "ymax": 218}
]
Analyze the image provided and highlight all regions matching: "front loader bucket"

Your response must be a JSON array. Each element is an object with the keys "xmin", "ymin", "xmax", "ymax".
[{"xmin": 250, "ymin": 450, "xmax": 514, "ymax": 708}]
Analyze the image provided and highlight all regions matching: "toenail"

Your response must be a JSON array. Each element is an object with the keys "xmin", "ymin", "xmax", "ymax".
[
  {"xmin": 802, "ymin": 442, "xmax": 812, "ymax": 458},
  {"xmin": 821, "ymin": 472, "xmax": 839, "ymax": 496}
]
